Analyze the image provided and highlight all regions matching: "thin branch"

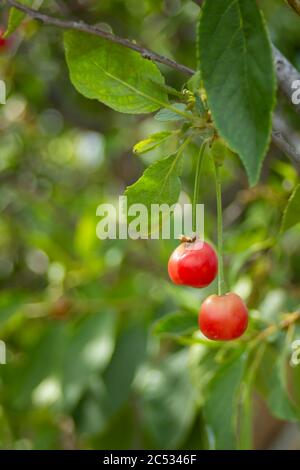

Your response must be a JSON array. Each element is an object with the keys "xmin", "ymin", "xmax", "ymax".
[
  {"xmin": 286, "ymin": 0, "xmax": 300, "ymax": 15},
  {"xmin": 4, "ymin": 0, "xmax": 300, "ymax": 171},
  {"xmin": 272, "ymin": 111, "xmax": 300, "ymax": 168},
  {"xmin": 6, "ymin": 1, "xmax": 300, "ymax": 114},
  {"xmin": 272, "ymin": 128, "xmax": 300, "ymax": 169},
  {"xmin": 252, "ymin": 311, "xmax": 300, "ymax": 343},
  {"xmin": 273, "ymin": 45, "xmax": 300, "ymax": 114},
  {"xmin": 5, "ymin": 0, "xmax": 194, "ymax": 76}
]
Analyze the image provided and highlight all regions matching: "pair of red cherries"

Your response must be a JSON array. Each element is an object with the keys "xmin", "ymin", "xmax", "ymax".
[{"xmin": 168, "ymin": 239, "xmax": 248, "ymax": 341}]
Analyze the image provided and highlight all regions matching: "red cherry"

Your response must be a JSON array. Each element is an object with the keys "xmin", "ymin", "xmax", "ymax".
[
  {"xmin": 0, "ymin": 28, "xmax": 7, "ymax": 49},
  {"xmin": 198, "ymin": 293, "xmax": 248, "ymax": 341},
  {"xmin": 168, "ymin": 240, "xmax": 218, "ymax": 288}
]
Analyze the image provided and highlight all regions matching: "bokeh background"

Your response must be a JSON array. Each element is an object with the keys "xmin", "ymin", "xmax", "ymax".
[{"xmin": 0, "ymin": 0, "xmax": 300, "ymax": 449}]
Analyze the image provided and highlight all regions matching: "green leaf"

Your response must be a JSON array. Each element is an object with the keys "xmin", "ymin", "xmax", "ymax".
[
  {"xmin": 125, "ymin": 152, "xmax": 183, "ymax": 211},
  {"xmin": 77, "ymin": 324, "xmax": 147, "ymax": 435},
  {"xmin": 198, "ymin": 0, "xmax": 276, "ymax": 185},
  {"xmin": 136, "ymin": 350, "xmax": 197, "ymax": 448},
  {"xmin": 203, "ymin": 351, "xmax": 247, "ymax": 450},
  {"xmin": 238, "ymin": 384, "xmax": 253, "ymax": 450},
  {"xmin": 210, "ymin": 137, "xmax": 229, "ymax": 166},
  {"xmin": 281, "ymin": 184, "xmax": 300, "ymax": 233},
  {"xmin": 62, "ymin": 310, "xmax": 117, "ymax": 409},
  {"xmin": 86, "ymin": 405, "xmax": 137, "ymax": 449},
  {"xmin": 194, "ymin": 94, "xmax": 206, "ymax": 116},
  {"xmin": 0, "ymin": 408, "xmax": 12, "ymax": 448},
  {"xmin": 133, "ymin": 131, "xmax": 173, "ymax": 155},
  {"xmin": 187, "ymin": 73, "xmax": 206, "ymax": 116},
  {"xmin": 187, "ymin": 71, "xmax": 201, "ymax": 94},
  {"xmin": 256, "ymin": 345, "xmax": 300, "ymax": 422},
  {"xmin": 14, "ymin": 324, "xmax": 67, "ymax": 409},
  {"xmin": 64, "ymin": 31, "xmax": 169, "ymax": 114},
  {"xmin": 5, "ymin": 8, "xmax": 25, "ymax": 38},
  {"xmin": 155, "ymin": 103, "xmax": 190, "ymax": 121},
  {"xmin": 124, "ymin": 142, "xmax": 189, "ymax": 236},
  {"xmin": 103, "ymin": 324, "xmax": 147, "ymax": 415},
  {"xmin": 0, "ymin": 291, "xmax": 28, "ymax": 326},
  {"xmin": 153, "ymin": 311, "xmax": 197, "ymax": 337},
  {"xmin": 5, "ymin": 0, "xmax": 43, "ymax": 38}
]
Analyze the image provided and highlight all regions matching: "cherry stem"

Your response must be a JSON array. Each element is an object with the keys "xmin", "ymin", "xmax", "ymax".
[
  {"xmin": 214, "ymin": 162, "xmax": 226, "ymax": 296},
  {"xmin": 179, "ymin": 235, "xmax": 196, "ymax": 243},
  {"xmin": 192, "ymin": 140, "xmax": 206, "ymax": 233}
]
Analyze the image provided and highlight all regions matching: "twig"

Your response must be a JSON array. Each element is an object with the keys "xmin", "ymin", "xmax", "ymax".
[
  {"xmin": 5, "ymin": 0, "xmax": 194, "ymax": 76},
  {"xmin": 286, "ymin": 0, "xmax": 300, "ymax": 15},
  {"xmin": 273, "ymin": 45, "xmax": 300, "ymax": 114},
  {"xmin": 272, "ymin": 128, "xmax": 300, "ymax": 169},
  {"xmin": 273, "ymin": 111, "xmax": 300, "ymax": 165},
  {"xmin": 253, "ymin": 311, "xmax": 300, "ymax": 343},
  {"xmin": 5, "ymin": 2, "xmax": 300, "ymax": 112},
  {"xmin": 4, "ymin": 0, "xmax": 300, "ymax": 171}
]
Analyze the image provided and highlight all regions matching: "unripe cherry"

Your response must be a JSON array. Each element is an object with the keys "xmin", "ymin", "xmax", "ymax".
[
  {"xmin": 168, "ymin": 238, "xmax": 218, "ymax": 288},
  {"xmin": 198, "ymin": 292, "xmax": 248, "ymax": 341}
]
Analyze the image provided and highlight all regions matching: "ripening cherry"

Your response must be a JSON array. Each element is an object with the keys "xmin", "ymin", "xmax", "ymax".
[
  {"xmin": 168, "ymin": 238, "xmax": 218, "ymax": 288},
  {"xmin": 0, "ymin": 28, "xmax": 7, "ymax": 49},
  {"xmin": 198, "ymin": 292, "xmax": 248, "ymax": 341},
  {"xmin": 50, "ymin": 296, "xmax": 73, "ymax": 320}
]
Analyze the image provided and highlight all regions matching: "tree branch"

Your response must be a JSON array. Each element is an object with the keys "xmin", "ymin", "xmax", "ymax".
[
  {"xmin": 273, "ymin": 45, "xmax": 300, "ymax": 114},
  {"xmin": 272, "ymin": 111, "xmax": 300, "ymax": 168},
  {"xmin": 272, "ymin": 128, "xmax": 300, "ymax": 169},
  {"xmin": 5, "ymin": 0, "xmax": 194, "ymax": 76},
  {"xmin": 286, "ymin": 0, "xmax": 300, "ymax": 15},
  {"xmin": 4, "ymin": 0, "xmax": 300, "ymax": 171},
  {"xmin": 6, "ymin": 2, "xmax": 300, "ymax": 113}
]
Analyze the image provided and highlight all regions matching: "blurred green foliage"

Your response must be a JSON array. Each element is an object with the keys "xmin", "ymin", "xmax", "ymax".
[{"xmin": 0, "ymin": 0, "xmax": 300, "ymax": 450}]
